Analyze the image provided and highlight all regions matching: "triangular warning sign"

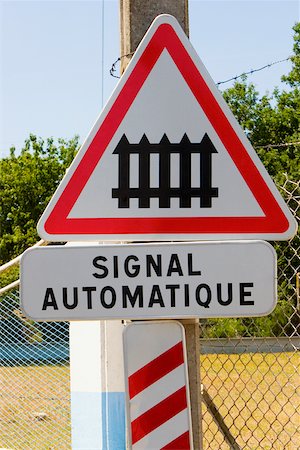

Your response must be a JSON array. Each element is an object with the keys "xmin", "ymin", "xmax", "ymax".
[{"xmin": 38, "ymin": 15, "xmax": 297, "ymax": 242}]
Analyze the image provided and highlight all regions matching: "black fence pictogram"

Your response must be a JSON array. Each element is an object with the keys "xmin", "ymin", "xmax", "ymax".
[{"xmin": 112, "ymin": 133, "xmax": 219, "ymax": 208}]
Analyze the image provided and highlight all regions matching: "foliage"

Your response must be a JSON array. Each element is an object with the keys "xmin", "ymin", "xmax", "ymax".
[
  {"xmin": 222, "ymin": 24, "xmax": 300, "ymax": 187},
  {"xmin": 282, "ymin": 22, "xmax": 300, "ymax": 87},
  {"xmin": 0, "ymin": 265, "xmax": 19, "ymax": 290},
  {"xmin": 0, "ymin": 135, "xmax": 79, "ymax": 265},
  {"xmin": 205, "ymin": 23, "xmax": 300, "ymax": 338}
]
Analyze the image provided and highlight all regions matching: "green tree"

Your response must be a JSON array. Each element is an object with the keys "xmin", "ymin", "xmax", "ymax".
[
  {"xmin": 223, "ymin": 23, "xmax": 300, "ymax": 186},
  {"xmin": 0, "ymin": 134, "xmax": 79, "ymax": 265},
  {"xmin": 204, "ymin": 23, "xmax": 300, "ymax": 338},
  {"xmin": 282, "ymin": 22, "xmax": 300, "ymax": 87}
]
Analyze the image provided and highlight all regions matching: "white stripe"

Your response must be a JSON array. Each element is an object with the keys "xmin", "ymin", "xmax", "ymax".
[
  {"xmin": 102, "ymin": 320, "xmax": 126, "ymax": 392},
  {"xmin": 132, "ymin": 409, "xmax": 190, "ymax": 450},
  {"xmin": 125, "ymin": 322, "xmax": 184, "ymax": 375},
  {"xmin": 70, "ymin": 321, "xmax": 102, "ymax": 392},
  {"xmin": 130, "ymin": 364, "xmax": 186, "ymax": 421}
]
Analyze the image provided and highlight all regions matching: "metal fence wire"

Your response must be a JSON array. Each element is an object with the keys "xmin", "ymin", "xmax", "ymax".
[
  {"xmin": 200, "ymin": 177, "xmax": 300, "ymax": 450},
  {"xmin": 0, "ymin": 290, "xmax": 70, "ymax": 449},
  {"xmin": 0, "ymin": 177, "xmax": 299, "ymax": 449}
]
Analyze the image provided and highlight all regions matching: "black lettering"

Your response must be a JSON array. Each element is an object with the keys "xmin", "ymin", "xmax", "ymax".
[
  {"xmin": 166, "ymin": 284, "xmax": 180, "ymax": 307},
  {"xmin": 217, "ymin": 283, "xmax": 233, "ymax": 305},
  {"xmin": 62, "ymin": 287, "xmax": 78, "ymax": 309},
  {"xmin": 100, "ymin": 287, "xmax": 116, "ymax": 308},
  {"xmin": 122, "ymin": 285, "xmax": 143, "ymax": 308},
  {"xmin": 124, "ymin": 255, "xmax": 140, "ymax": 277},
  {"xmin": 113, "ymin": 256, "xmax": 119, "ymax": 278},
  {"xmin": 146, "ymin": 254, "xmax": 162, "ymax": 277},
  {"xmin": 184, "ymin": 284, "xmax": 190, "ymax": 307},
  {"xmin": 149, "ymin": 285, "xmax": 165, "ymax": 307},
  {"xmin": 82, "ymin": 286, "xmax": 97, "ymax": 309},
  {"xmin": 188, "ymin": 253, "xmax": 201, "ymax": 276},
  {"xmin": 196, "ymin": 284, "xmax": 211, "ymax": 308},
  {"xmin": 167, "ymin": 254, "xmax": 183, "ymax": 276},
  {"xmin": 42, "ymin": 288, "xmax": 58, "ymax": 310},
  {"xmin": 93, "ymin": 256, "xmax": 108, "ymax": 278},
  {"xmin": 240, "ymin": 282, "xmax": 254, "ymax": 305}
]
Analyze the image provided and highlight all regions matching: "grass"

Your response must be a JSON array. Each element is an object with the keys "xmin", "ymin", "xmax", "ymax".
[
  {"xmin": 0, "ymin": 352, "xmax": 299, "ymax": 449},
  {"xmin": 0, "ymin": 365, "xmax": 70, "ymax": 449}
]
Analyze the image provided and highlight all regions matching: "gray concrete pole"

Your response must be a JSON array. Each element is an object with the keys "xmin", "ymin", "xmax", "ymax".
[
  {"xmin": 120, "ymin": 0, "xmax": 189, "ymax": 73},
  {"xmin": 119, "ymin": 2, "xmax": 203, "ymax": 448}
]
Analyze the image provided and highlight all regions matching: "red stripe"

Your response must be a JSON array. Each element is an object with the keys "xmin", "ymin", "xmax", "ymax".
[
  {"xmin": 129, "ymin": 341, "xmax": 184, "ymax": 399},
  {"xmin": 131, "ymin": 386, "xmax": 187, "ymax": 444},
  {"xmin": 161, "ymin": 431, "xmax": 191, "ymax": 449},
  {"xmin": 46, "ymin": 215, "xmax": 288, "ymax": 234}
]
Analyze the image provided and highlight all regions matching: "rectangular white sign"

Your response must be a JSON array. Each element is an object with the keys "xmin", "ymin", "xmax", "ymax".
[{"xmin": 20, "ymin": 241, "xmax": 277, "ymax": 321}]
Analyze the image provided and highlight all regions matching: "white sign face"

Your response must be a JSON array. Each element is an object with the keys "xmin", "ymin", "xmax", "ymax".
[
  {"xmin": 20, "ymin": 241, "xmax": 277, "ymax": 321},
  {"xmin": 123, "ymin": 321, "xmax": 193, "ymax": 449},
  {"xmin": 37, "ymin": 15, "xmax": 296, "ymax": 242}
]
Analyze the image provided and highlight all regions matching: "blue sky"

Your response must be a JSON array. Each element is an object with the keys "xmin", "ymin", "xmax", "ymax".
[{"xmin": 0, "ymin": 0, "xmax": 299, "ymax": 156}]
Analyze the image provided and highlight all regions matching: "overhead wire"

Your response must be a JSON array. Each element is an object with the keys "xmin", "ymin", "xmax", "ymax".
[
  {"xmin": 110, "ymin": 52, "xmax": 135, "ymax": 78},
  {"xmin": 108, "ymin": 52, "xmax": 297, "ymax": 151},
  {"xmin": 255, "ymin": 141, "xmax": 300, "ymax": 149},
  {"xmin": 216, "ymin": 57, "xmax": 292, "ymax": 86},
  {"xmin": 109, "ymin": 55, "xmax": 292, "ymax": 85}
]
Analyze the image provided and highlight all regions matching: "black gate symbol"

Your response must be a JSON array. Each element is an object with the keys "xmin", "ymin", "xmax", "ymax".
[{"xmin": 112, "ymin": 133, "xmax": 218, "ymax": 208}]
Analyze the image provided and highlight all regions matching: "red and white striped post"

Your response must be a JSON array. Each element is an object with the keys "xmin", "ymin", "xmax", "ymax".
[{"xmin": 123, "ymin": 321, "xmax": 193, "ymax": 449}]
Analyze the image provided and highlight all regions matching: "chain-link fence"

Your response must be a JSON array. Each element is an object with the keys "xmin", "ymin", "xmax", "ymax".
[
  {"xmin": 0, "ymin": 178, "xmax": 299, "ymax": 449},
  {"xmin": 200, "ymin": 177, "xmax": 300, "ymax": 449},
  {"xmin": 0, "ymin": 290, "xmax": 70, "ymax": 449}
]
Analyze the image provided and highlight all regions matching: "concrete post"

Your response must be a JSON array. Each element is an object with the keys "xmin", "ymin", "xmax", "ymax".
[
  {"xmin": 120, "ymin": 0, "xmax": 189, "ymax": 73},
  {"xmin": 119, "ymin": 2, "xmax": 203, "ymax": 448}
]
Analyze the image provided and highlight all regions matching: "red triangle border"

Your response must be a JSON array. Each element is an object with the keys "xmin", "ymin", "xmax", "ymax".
[{"xmin": 44, "ymin": 22, "xmax": 289, "ymax": 236}]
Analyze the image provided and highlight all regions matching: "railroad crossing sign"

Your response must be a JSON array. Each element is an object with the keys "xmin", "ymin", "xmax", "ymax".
[
  {"xmin": 37, "ymin": 15, "xmax": 296, "ymax": 241},
  {"xmin": 20, "ymin": 241, "xmax": 277, "ymax": 321}
]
